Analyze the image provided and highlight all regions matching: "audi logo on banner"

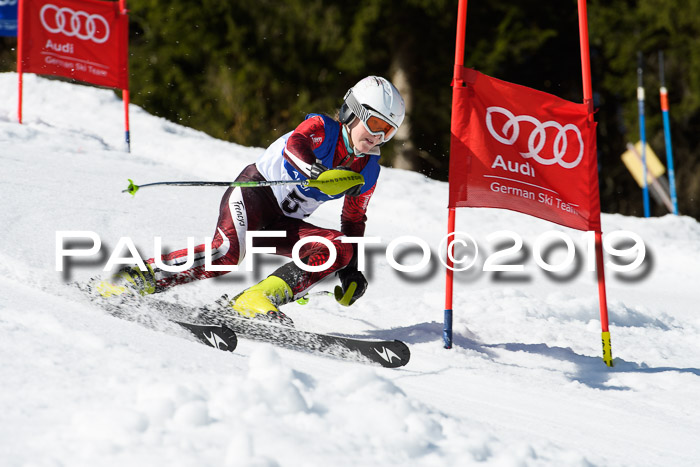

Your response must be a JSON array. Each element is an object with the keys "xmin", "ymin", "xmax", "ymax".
[
  {"xmin": 39, "ymin": 4, "xmax": 110, "ymax": 44},
  {"xmin": 485, "ymin": 106, "xmax": 584, "ymax": 169}
]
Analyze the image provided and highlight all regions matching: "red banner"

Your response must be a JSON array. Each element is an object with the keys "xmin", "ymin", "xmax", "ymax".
[
  {"xmin": 449, "ymin": 67, "xmax": 601, "ymax": 231},
  {"xmin": 19, "ymin": 0, "xmax": 128, "ymax": 89}
]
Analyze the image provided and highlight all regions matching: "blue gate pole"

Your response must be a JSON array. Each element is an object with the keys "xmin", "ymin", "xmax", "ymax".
[{"xmin": 637, "ymin": 52, "xmax": 651, "ymax": 218}]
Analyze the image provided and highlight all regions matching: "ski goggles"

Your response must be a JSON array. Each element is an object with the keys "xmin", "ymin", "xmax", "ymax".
[{"xmin": 344, "ymin": 92, "xmax": 398, "ymax": 142}]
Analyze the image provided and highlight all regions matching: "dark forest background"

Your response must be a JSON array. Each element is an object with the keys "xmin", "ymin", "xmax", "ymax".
[{"xmin": 2, "ymin": 0, "xmax": 698, "ymax": 219}]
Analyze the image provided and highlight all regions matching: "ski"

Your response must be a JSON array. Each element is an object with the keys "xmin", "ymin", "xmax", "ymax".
[
  {"xmin": 138, "ymin": 296, "xmax": 410, "ymax": 368},
  {"xmin": 214, "ymin": 313, "xmax": 410, "ymax": 368},
  {"xmin": 77, "ymin": 283, "xmax": 410, "ymax": 368}
]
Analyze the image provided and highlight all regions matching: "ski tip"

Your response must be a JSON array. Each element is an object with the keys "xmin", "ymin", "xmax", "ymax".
[
  {"xmin": 369, "ymin": 340, "xmax": 410, "ymax": 368},
  {"xmin": 176, "ymin": 321, "xmax": 238, "ymax": 352}
]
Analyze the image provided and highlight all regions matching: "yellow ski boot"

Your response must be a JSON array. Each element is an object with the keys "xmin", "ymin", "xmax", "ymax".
[{"xmin": 231, "ymin": 275, "xmax": 294, "ymax": 327}]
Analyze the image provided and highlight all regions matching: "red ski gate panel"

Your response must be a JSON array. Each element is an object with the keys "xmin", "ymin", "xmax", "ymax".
[
  {"xmin": 448, "ymin": 67, "xmax": 601, "ymax": 232},
  {"xmin": 19, "ymin": 0, "xmax": 128, "ymax": 90}
]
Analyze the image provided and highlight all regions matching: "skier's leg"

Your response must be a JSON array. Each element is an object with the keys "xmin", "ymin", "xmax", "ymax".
[
  {"xmin": 230, "ymin": 220, "xmax": 354, "ymax": 325},
  {"xmin": 145, "ymin": 185, "xmax": 253, "ymax": 290},
  {"xmin": 267, "ymin": 220, "xmax": 355, "ymax": 298},
  {"xmin": 94, "ymin": 164, "xmax": 279, "ymax": 297}
]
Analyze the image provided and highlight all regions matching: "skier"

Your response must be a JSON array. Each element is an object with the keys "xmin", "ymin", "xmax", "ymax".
[{"xmin": 95, "ymin": 76, "xmax": 405, "ymax": 326}]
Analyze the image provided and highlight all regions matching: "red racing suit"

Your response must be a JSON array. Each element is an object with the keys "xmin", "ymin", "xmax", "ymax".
[{"xmin": 147, "ymin": 114, "xmax": 381, "ymax": 298}]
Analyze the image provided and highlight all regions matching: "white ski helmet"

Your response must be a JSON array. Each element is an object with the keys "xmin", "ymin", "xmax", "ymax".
[{"xmin": 339, "ymin": 76, "xmax": 405, "ymax": 143}]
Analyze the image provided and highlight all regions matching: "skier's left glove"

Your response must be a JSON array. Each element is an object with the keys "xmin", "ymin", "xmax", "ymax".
[
  {"xmin": 334, "ymin": 248, "xmax": 367, "ymax": 306},
  {"xmin": 334, "ymin": 267, "xmax": 367, "ymax": 306},
  {"xmin": 343, "ymin": 182, "xmax": 362, "ymax": 197},
  {"xmin": 309, "ymin": 162, "xmax": 328, "ymax": 179}
]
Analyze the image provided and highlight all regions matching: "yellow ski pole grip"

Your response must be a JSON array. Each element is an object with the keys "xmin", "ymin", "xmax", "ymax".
[
  {"xmin": 334, "ymin": 282, "xmax": 358, "ymax": 306},
  {"xmin": 308, "ymin": 170, "xmax": 364, "ymax": 196}
]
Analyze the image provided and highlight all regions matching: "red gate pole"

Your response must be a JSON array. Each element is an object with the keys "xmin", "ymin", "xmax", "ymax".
[
  {"xmin": 444, "ymin": 0, "xmax": 468, "ymax": 349},
  {"xmin": 119, "ymin": 0, "xmax": 131, "ymax": 153},
  {"xmin": 17, "ymin": 0, "xmax": 24, "ymax": 124},
  {"xmin": 578, "ymin": 0, "xmax": 613, "ymax": 366},
  {"xmin": 444, "ymin": 207, "xmax": 456, "ymax": 348}
]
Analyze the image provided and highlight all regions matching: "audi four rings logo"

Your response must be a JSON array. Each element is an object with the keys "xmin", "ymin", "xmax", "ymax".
[
  {"xmin": 40, "ymin": 4, "xmax": 110, "ymax": 44},
  {"xmin": 485, "ymin": 106, "xmax": 584, "ymax": 169}
]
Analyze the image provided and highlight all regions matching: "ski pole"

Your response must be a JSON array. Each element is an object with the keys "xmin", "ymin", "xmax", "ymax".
[
  {"xmin": 124, "ymin": 178, "xmax": 304, "ymax": 195},
  {"xmin": 123, "ymin": 169, "xmax": 364, "ymax": 197},
  {"xmin": 295, "ymin": 285, "xmax": 360, "ymax": 307},
  {"xmin": 295, "ymin": 291, "xmax": 335, "ymax": 305}
]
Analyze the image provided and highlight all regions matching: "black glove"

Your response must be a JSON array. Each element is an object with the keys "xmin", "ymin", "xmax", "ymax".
[
  {"xmin": 309, "ymin": 162, "xmax": 328, "ymax": 179},
  {"xmin": 334, "ymin": 248, "xmax": 367, "ymax": 306},
  {"xmin": 343, "ymin": 183, "xmax": 362, "ymax": 197}
]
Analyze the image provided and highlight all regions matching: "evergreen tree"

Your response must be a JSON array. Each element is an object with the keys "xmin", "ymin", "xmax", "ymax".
[
  {"xmin": 589, "ymin": 0, "xmax": 700, "ymax": 218},
  {"xmin": 1, "ymin": 0, "xmax": 699, "ymax": 219}
]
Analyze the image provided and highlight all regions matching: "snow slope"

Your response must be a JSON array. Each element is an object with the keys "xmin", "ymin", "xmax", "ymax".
[{"xmin": 1, "ymin": 73, "xmax": 699, "ymax": 467}]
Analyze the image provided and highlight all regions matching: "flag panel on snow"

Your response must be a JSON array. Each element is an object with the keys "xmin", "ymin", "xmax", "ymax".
[
  {"xmin": 448, "ymin": 67, "xmax": 601, "ymax": 231},
  {"xmin": 19, "ymin": 0, "xmax": 128, "ymax": 89}
]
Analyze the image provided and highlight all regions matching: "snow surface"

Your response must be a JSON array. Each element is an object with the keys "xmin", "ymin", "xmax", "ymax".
[{"xmin": 1, "ymin": 73, "xmax": 700, "ymax": 466}]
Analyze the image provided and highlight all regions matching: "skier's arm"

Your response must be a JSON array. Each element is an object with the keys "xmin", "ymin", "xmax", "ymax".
[
  {"xmin": 284, "ymin": 116, "xmax": 327, "ymax": 179},
  {"xmin": 335, "ymin": 185, "xmax": 375, "ymax": 306},
  {"xmin": 340, "ymin": 184, "xmax": 375, "ymax": 237}
]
